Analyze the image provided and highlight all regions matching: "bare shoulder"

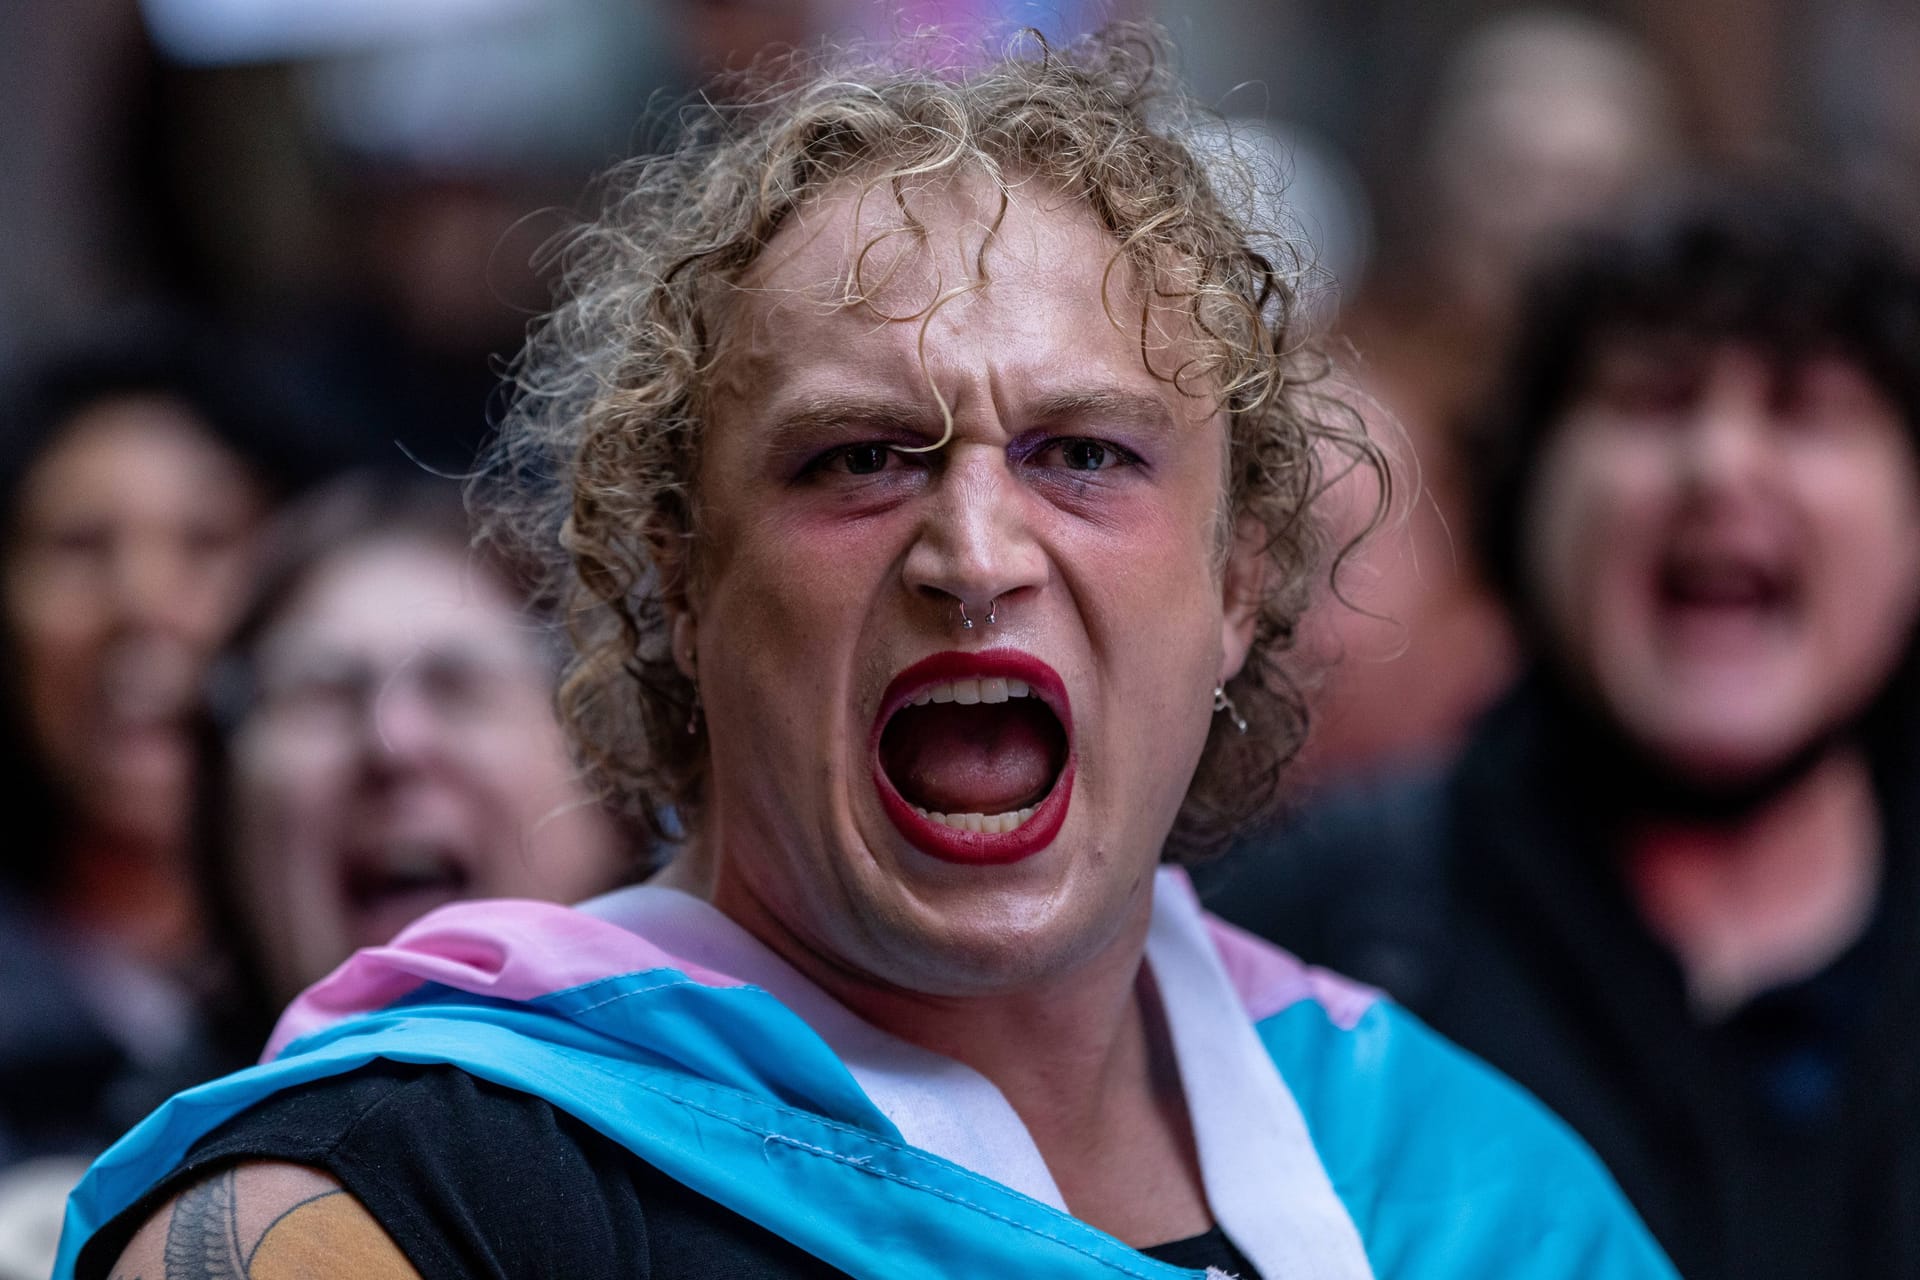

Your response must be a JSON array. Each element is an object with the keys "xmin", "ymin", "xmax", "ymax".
[{"xmin": 108, "ymin": 1161, "xmax": 421, "ymax": 1280}]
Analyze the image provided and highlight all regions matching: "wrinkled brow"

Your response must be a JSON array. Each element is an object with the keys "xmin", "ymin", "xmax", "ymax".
[
  {"xmin": 756, "ymin": 387, "xmax": 1187, "ymax": 451},
  {"xmin": 761, "ymin": 394, "xmax": 944, "ymax": 445},
  {"xmin": 1024, "ymin": 389, "xmax": 1180, "ymax": 436}
]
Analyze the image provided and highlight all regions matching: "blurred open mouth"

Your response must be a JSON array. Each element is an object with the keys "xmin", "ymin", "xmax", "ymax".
[
  {"xmin": 1656, "ymin": 548, "xmax": 1797, "ymax": 642},
  {"xmin": 871, "ymin": 650, "xmax": 1074, "ymax": 865},
  {"xmin": 340, "ymin": 840, "xmax": 475, "ymax": 949}
]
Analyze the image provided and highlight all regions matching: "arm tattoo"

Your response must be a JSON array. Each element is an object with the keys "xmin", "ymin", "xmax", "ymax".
[
  {"xmin": 146, "ymin": 1168, "xmax": 359, "ymax": 1278},
  {"xmin": 162, "ymin": 1171, "xmax": 247, "ymax": 1279},
  {"xmin": 245, "ymin": 1190, "xmax": 345, "ymax": 1270}
]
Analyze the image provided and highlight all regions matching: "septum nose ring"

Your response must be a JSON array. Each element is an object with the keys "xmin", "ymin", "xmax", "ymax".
[{"xmin": 958, "ymin": 597, "xmax": 998, "ymax": 630}]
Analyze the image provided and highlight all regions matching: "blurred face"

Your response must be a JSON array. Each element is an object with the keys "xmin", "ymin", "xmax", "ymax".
[
  {"xmin": 1524, "ymin": 339, "xmax": 1920, "ymax": 783},
  {"xmin": 4, "ymin": 399, "xmax": 264, "ymax": 843},
  {"xmin": 231, "ymin": 538, "xmax": 625, "ymax": 1001},
  {"xmin": 681, "ymin": 177, "xmax": 1257, "ymax": 999}
]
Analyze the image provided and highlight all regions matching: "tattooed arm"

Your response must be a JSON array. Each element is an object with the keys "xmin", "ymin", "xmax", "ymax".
[{"xmin": 108, "ymin": 1161, "xmax": 421, "ymax": 1279}]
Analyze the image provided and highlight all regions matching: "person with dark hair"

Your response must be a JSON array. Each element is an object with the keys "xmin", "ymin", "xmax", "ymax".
[
  {"xmin": 0, "ymin": 315, "xmax": 317, "ymax": 1166},
  {"xmin": 1206, "ymin": 182, "xmax": 1920, "ymax": 1280},
  {"xmin": 58, "ymin": 29, "xmax": 1669, "ymax": 1280}
]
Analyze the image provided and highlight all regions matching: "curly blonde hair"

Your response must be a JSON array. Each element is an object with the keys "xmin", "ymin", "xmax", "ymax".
[{"xmin": 476, "ymin": 24, "xmax": 1381, "ymax": 861}]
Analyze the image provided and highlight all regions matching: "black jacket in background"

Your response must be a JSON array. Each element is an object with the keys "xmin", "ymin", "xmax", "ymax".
[{"xmin": 1202, "ymin": 677, "xmax": 1920, "ymax": 1280}]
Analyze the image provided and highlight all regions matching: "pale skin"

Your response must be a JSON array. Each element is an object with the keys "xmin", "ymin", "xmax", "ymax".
[
  {"xmin": 1527, "ymin": 342, "xmax": 1920, "ymax": 1010},
  {"xmin": 652, "ymin": 174, "xmax": 1260, "ymax": 1245},
  {"xmin": 112, "ymin": 174, "xmax": 1264, "ymax": 1270},
  {"xmin": 229, "ymin": 537, "xmax": 625, "ymax": 1006}
]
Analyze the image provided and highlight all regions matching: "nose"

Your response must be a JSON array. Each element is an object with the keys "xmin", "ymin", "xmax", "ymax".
[
  {"xmin": 106, "ymin": 536, "xmax": 241, "ymax": 647},
  {"xmin": 900, "ymin": 442, "xmax": 1048, "ymax": 628},
  {"xmin": 360, "ymin": 668, "xmax": 450, "ymax": 774},
  {"xmin": 108, "ymin": 541, "xmax": 196, "ymax": 635},
  {"xmin": 1679, "ymin": 374, "xmax": 1773, "ymax": 499}
]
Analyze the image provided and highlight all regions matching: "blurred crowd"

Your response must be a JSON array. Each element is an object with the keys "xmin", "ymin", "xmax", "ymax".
[{"xmin": 4, "ymin": 1, "xmax": 1920, "ymax": 1278}]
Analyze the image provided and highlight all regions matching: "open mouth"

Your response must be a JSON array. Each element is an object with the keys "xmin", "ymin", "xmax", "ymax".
[
  {"xmin": 1657, "ymin": 551, "xmax": 1796, "ymax": 632},
  {"xmin": 340, "ymin": 840, "xmax": 475, "ymax": 948},
  {"xmin": 871, "ymin": 650, "xmax": 1074, "ymax": 865}
]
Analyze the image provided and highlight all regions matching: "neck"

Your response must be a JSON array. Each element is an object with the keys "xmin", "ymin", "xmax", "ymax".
[
  {"xmin": 1624, "ymin": 747, "xmax": 1883, "ymax": 1019},
  {"xmin": 658, "ymin": 839, "xmax": 1212, "ymax": 1246}
]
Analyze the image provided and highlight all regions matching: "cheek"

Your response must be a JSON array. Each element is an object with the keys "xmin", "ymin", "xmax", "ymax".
[
  {"xmin": 1059, "ymin": 495, "xmax": 1225, "ymax": 717},
  {"xmin": 5, "ymin": 560, "xmax": 104, "ymax": 639},
  {"xmin": 235, "ymin": 731, "xmax": 346, "ymax": 848},
  {"xmin": 1807, "ymin": 472, "xmax": 1920, "ymax": 661},
  {"xmin": 1525, "ymin": 434, "xmax": 1669, "ymax": 634},
  {"xmin": 690, "ymin": 517, "xmax": 876, "ymax": 803},
  {"xmin": 697, "ymin": 509, "xmax": 902, "ymax": 746},
  {"xmin": 5, "ymin": 574, "xmax": 94, "ymax": 705},
  {"xmin": 707, "ymin": 505, "xmax": 890, "ymax": 635}
]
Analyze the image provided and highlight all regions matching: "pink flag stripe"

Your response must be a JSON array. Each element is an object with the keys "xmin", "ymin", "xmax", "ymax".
[
  {"xmin": 1203, "ymin": 912, "xmax": 1380, "ymax": 1030},
  {"xmin": 264, "ymin": 898, "xmax": 746, "ymax": 1060}
]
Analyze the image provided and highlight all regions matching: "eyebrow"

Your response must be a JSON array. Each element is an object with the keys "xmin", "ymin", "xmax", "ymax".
[
  {"xmin": 1023, "ymin": 388, "xmax": 1180, "ymax": 436},
  {"xmin": 762, "ymin": 387, "xmax": 1180, "ymax": 444},
  {"xmin": 761, "ymin": 394, "xmax": 944, "ymax": 448}
]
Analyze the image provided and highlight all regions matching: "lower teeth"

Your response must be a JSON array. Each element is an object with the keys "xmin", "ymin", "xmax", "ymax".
[{"xmin": 911, "ymin": 804, "xmax": 1038, "ymax": 835}]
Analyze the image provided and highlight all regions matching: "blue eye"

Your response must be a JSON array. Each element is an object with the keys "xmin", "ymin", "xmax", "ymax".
[
  {"xmin": 1061, "ymin": 440, "xmax": 1113, "ymax": 470},
  {"xmin": 1034, "ymin": 437, "xmax": 1136, "ymax": 473}
]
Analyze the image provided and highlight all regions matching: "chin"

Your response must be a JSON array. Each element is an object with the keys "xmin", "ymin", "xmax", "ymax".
[
  {"xmin": 874, "ymin": 914, "xmax": 1115, "ymax": 997},
  {"xmin": 852, "ymin": 854, "xmax": 1144, "ymax": 997},
  {"xmin": 1638, "ymin": 718, "xmax": 1816, "ymax": 789}
]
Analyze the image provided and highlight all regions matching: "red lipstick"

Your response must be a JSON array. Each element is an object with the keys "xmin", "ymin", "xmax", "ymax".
[{"xmin": 871, "ymin": 650, "xmax": 1074, "ymax": 865}]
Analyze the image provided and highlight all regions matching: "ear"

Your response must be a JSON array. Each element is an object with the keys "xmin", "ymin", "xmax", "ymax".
[
  {"xmin": 671, "ymin": 611, "xmax": 698, "ymax": 680},
  {"xmin": 1219, "ymin": 515, "xmax": 1267, "ymax": 683},
  {"xmin": 647, "ymin": 509, "xmax": 700, "ymax": 680}
]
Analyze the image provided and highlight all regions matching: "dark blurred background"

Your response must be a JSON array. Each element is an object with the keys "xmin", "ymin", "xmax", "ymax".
[
  {"xmin": 2, "ymin": 1, "xmax": 1918, "ymax": 1273},
  {"xmin": 7, "ymin": 0, "xmax": 1917, "ymax": 767}
]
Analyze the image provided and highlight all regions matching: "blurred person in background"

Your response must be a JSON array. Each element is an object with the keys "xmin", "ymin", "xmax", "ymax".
[
  {"xmin": 0, "ymin": 468, "xmax": 635, "ymax": 1280},
  {"xmin": 0, "ymin": 320, "xmax": 309, "ymax": 1166},
  {"xmin": 1208, "ymin": 182, "xmax": 1920, "ymax": 1280},
  {"xmin": 194, "ymin": 471, "xmax": 634, "ymax": 1048},
  {"xmin": 1299, "ymin": 9, "xmax": 1684, "ymax": 778}
]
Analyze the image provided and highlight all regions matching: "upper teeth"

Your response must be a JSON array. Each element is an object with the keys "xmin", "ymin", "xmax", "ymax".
[{"xmin": 908, "ymin": 677, "xmax": 1032, "ymax": 707}]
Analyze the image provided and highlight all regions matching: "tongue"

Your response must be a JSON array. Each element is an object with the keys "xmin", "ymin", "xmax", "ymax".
[{"xmin": 882, "ymin": 702, "xmax": 1061, "ymax": 815}]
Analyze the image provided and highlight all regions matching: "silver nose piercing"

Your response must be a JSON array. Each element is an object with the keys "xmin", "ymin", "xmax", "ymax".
[{"xmin": 958, "ymin": 598, "xmax": 998, "ymax": 630}]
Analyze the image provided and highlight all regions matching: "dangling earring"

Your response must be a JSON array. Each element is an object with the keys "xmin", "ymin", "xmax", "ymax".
[{"xmin": 1212, "ymin": 684, "xmax": 1248, "ymax": 733}]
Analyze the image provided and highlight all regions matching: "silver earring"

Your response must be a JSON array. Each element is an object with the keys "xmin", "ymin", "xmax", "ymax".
[{"xmin": 1212, "ymin": 684, "xmax": 1248, "ymax": 733}]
